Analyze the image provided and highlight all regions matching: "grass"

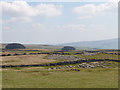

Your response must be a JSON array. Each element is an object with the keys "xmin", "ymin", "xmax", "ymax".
[
  {"xmin": 2, "ymin": 54, "xmax": 56, "ymax": 65},
  {"xmin": 77, "ymin": 53, "xmax": 118, "ymax": 60},
  {"xmin": 1, "ymin": 50, "xmax": 119, "ymax": 88},
  {"xmin": 2, "ymin": 67, "xmax": 118, "ymax": 88}
]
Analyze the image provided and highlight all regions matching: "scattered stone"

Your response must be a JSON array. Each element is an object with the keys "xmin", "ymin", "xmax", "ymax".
[
  {"xmin": 48, "ymin": 62, "xmax": 114, "ymax": 70},
  {"xmin": 47, "ymin": 54, "xmax": 84, "ymax": 61}
]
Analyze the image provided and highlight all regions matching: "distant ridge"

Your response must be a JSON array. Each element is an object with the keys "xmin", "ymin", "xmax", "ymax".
[{"xmin": 58, "ymin": 38, "xmax": 118, "ymax": 49}]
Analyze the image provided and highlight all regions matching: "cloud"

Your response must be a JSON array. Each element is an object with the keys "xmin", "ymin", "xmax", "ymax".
[
  {"xmin": 1, "ymin": 1, "xmax": 62, "ymax": 17},
  {"xmin": 1, "ymin": 1, "xmax": 62, "ymax": 32},
  {"xmin": 73, "ymin": 0, "xmax": 118, "ymax": 19},
  {"xmin": 36, "ymin": 24, "xmax": 86, "ymax": 31},
  {"xmin": 77, "ymin": 16, "xmax": 92, "ymax": 20},
  {"xmin": 3, "ymin": 17, "xmax": 32, "ymax": 24},
  {"xmin": 3, "ymin": 26, "xmax": 11, "ymax": 30},
  {"xmin": 62, "ymin": 24, "xmax": 86, "ymax": 30},
  {"xmin": 35, "ymin": 4, "xmax": 62, "ymax": 16},
  {"xmin": 32, "ymin": 23, "xmax": 46, "ymax": 31},
  {"xmin": 0, "ymin": 20, "xmax": 2, "ymax": 24}
]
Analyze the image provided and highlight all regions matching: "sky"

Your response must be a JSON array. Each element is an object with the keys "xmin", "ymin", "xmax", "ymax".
[{"xmin": 0, "ymin": 0, "xmax": 118, "ymax": 44}]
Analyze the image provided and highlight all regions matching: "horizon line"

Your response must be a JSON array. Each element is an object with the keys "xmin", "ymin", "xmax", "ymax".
[{"xmin": 1, "ymin": 37, "xmax": 118, "ymax": 45}]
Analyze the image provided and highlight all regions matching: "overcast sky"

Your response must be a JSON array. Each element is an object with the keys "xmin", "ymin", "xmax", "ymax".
[{"xmin": 0, "ymin": 0, "xmax": 118, "ymax": 44}]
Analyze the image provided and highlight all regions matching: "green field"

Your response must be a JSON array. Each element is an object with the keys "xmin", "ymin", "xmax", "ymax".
[
  {"xmin": 1, "ymin": 49, "xmax": 119, "ymax": 88},
  {"xmin": 2, "ymin": 67, "xmax": 118, "ymax": 88}
]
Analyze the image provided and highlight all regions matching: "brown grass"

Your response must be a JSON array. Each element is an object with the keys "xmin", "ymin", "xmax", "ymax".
[{"xmin": 2, "ymin": 54, "xmax": 55, "ymax": 65}]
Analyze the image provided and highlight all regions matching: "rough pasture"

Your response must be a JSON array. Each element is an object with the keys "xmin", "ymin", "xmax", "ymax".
[
  {"xmin": 1, "ymin": 49, "xmax": 119, "ymax": 88},
  {"xmin": 2, "ymin": 54, "xmax": 56, "ymax": 65},
  {"xmin": 2, "ymin": 66, "xmax": 118, "ymax": 88}
]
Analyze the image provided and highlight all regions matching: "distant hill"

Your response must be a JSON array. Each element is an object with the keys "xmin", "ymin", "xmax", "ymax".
[
  {"xmin": 1, "ymin": 38, "xmax": 118, "ymax": 50},
  {"xmin": 24, "ymin": 44, "xmax": 62, "ymax": 50},
  {"xmin": 1, "ymin": 43, "xmax": 62, "ymax": 50},
  {"xmin": 58, "ymin": 38, "xmax": 118, "ymax": 49}
]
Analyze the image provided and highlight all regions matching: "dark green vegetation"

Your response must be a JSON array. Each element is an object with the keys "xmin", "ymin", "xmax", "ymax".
[
  {"xmin": 5, "ymin": 43, "xmax": 26, "ymax": 50},
  {"xmin": 2, "ymin": 43, "xmax": 63, "ymax": 50},
  {"xmin": 61, "ymin": 46, "xmax": 75, "ymax": 51},
  {"xmin": 1, "ymin": 43, "xmax": 93, "ymax": 50}
]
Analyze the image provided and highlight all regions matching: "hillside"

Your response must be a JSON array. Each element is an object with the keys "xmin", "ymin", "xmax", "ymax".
[
  {"xmin": 1, "ymin": 43, "xmax": 62, "ymax": 50},
  {"xmin": 58, "ymin": 38, "xmax": 118, "ymax": 49}
]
